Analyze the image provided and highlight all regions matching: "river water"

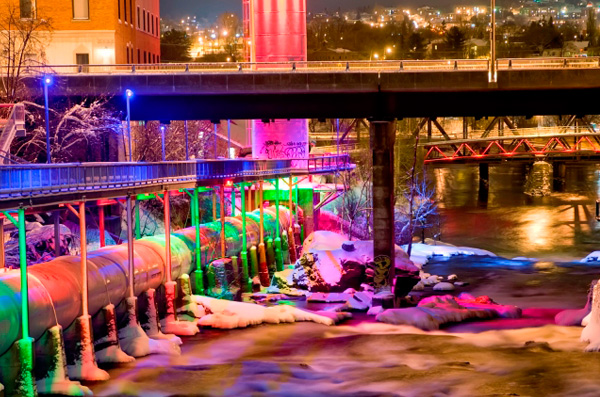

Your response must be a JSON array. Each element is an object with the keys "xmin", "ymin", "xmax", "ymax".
[{"xmin": 428, "ymin": 162, "xmax": 600, "ymax": 261}]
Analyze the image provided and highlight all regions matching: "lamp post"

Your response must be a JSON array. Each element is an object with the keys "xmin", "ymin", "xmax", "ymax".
[
  {"xmin": 125, "ymin": 89, "xmax": 134, "ymax": 162},
  {"xmin": 43, "ymin": 76, "xmax": 53, "ymax": 164},
  {"xmin": 160, "ymin": 125, "xmax": 166, "ymax": 161},
  {"xmin": 489, "ymin": 0, "xmax": 497, "ymax": 83}
]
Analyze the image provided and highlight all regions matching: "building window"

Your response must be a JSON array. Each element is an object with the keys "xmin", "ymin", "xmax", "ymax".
[
  {"xmin": 123, "ymin": 0, "xmax": 127, "ymax": 22},
  {"xmin": 156, "ymin": 18, "xmax": 159, "ymax": 36},
  {"xmin": 73, "ymin": 0, "xmax": 89, "ymax": 20},
  {"xmin": 147, "ymin": 12, "xmax": 150, "ymax": 32},
  {"xmin": 137, "ymin": 49, "xmax": 140, "ymax": 63},
  {"xmin": 76, "ymin": 53, "xmax": 89, "ymax": 72},
  {"xmin": 20, "ymin": 0, "xmax": 34, "ymax": 19},
  {"xmin": 137, "ymin": 7, "xmax": 140, "ymax": 28},
  {"xmin": 143, "ymin": 10, "xmax": 146, "ymax": 31},
  {"xmin": 118, "ymin": 0, "xmax": 121, "ymax": 20},
  {"xmin": 129, "ymin": 0, "xmax": 133, "ymax": 27},
  {"xmin": 151, "ymin": 15, "xmax": 154, "ymax": 35}
]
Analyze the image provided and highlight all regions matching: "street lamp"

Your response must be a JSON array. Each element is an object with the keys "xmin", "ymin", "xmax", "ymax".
[
  {"xmin": 125, "ymin": 89, "xmax": 134, "ymax": 162},
  {"xmin": 43, "ymin": 76, "xmax": 53, "ymax": 164},
  {"xmin": 160, "ymin": 125, "xmax": 166, "ymax": 161},
  {"xmin": 489, "ymin": 0, "xmax": 497, "ymax": 83}
]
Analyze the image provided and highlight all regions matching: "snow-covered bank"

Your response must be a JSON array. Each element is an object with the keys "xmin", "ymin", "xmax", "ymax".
[{"xmin": 405, "ymin": 241, "xmax": 496, "ymax": 267}]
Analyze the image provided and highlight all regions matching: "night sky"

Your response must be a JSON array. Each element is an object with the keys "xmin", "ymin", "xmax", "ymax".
[{"xmin": 160, "ymin": 0, "xmax": 477, "ymax": 20}]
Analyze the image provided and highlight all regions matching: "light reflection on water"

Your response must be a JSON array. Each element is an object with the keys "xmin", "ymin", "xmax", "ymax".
[{"xmin": 428, "ymin": 163, "xmax": 600, "ymax": 260}]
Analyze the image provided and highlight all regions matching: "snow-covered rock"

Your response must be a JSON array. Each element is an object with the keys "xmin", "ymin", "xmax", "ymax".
[
  {"xmin": 447, "ymin": 274, "xmax": 458, "ymax": 281},
  {"xmin": 433, "ymin": 282, "xmax": 455, "ymax": 291},
  {"xmin": 581, "ymin": 251, "xmax": 600, "ymax": 263},
  {"xmin": 367, "ymin": 306, "xmax": 384, "ymax": 316},
  {"xmin": 405, "ymin": 242, "xmax": 496, "ymax": 266},
  {"xmin": 376, "ymin": 294, "xmax": 521, "ymax": 330},
  {"xmin": 193, "ymin": 295, "xmax": 350, "ymax": 329},
  {"xmin": 555, "ymin": 280, "xmax": 595, "ymax": 326},
  {"xmin": 581, "ymin": 283, "xmax": 600, "ymax": 351}
]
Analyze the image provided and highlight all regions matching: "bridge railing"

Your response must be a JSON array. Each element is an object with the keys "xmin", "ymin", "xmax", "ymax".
[
  {"xmin": 15, "ymin": 57, "xmax": 600, "ymax": 76},
  {"xmin": 421, "ymin": 126, "xmax": 600, "ymax": 144},
  {"xmin": 0, "ymin": 155, "xmax": 352, "ymax": 199}
]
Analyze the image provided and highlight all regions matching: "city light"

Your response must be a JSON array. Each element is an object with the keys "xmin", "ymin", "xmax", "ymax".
[{"xmin": 43, "ymin": 75, "xmax": 53, "ymax": 86}]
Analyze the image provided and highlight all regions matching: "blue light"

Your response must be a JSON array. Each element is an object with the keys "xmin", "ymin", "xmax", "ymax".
[
  {"xmin": 43, "ymin": 75, "xmax": 53, "ymax": 86},
  {"xmin": 125, "ymin": 89, "xmax": 134, "ymax": 99}
]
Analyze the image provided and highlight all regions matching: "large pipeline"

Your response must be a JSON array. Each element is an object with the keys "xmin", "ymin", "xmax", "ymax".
[{"xmin": 0, "ymin": 206, "xmax": 293, "ymax": 358}]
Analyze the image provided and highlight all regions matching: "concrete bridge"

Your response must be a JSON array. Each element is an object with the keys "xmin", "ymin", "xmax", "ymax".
[{"xmin": 16, "ymin": 58, "xmax": 600, "ymax": 120}]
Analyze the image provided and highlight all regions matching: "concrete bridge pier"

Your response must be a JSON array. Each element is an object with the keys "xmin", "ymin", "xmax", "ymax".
[
  {"xmin": 478, "ymin": 163, "xmax": 489, "ymax": 205},
  {"xmin": 525, "ymin": 161, "xmax": 553, "ymax": 197},
  {"xmin": 370, "ymin": 121, "xmax": 396, "ymax": 289},
  {"xmin": 553, "ymin": 162, "xmax": 567, "ymax": 192}
]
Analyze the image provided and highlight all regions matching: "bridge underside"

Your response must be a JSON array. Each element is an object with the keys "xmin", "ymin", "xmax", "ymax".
[
  {"xmin": 113, "ymin": 87, "xmax": 600, "ymax": 121},
  {"xmin": 24, "ymin": 69, "xmax": 600, "ymax": 120}
]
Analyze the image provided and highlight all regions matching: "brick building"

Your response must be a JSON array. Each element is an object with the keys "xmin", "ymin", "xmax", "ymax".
[{"xmin": 0, "ymin": 0, "xmax": 160, "ymax": 65}]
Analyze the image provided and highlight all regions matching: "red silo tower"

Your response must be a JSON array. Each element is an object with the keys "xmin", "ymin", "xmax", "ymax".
[{"xmin": 243, "ymin": 0, "xmax": 309, "ymax": 161}]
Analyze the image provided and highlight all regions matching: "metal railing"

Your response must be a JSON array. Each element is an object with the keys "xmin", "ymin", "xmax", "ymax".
[
  {"xmin": 421, "ymin": 126, "xmax": 600, "ymax": 145},
  {"xmin": 0, "ymin": 104, "xmax": 25, "ymax": 165},
  {"xmin": 0, "ymin": 155, "xmax": 352, "ymax": 200},
  {"xmin": 13, "ymin": 57, "xmax": 600, "ymax": 76}
]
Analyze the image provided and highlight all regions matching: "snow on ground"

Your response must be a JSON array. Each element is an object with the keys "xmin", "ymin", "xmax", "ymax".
[
  {"xmin": 89, "ymin": 319, "xmax": 598, "ymax": 397},
  {"xmin": 376, "ymin": 293, "xmax": 521, "ymax": 330},
  {"xmin": 193, "ymin": 295, "xmax": 350, "ymax": 329},
  {"xmin": 581, "ymin": 251, "xmax": 600, "ymax": 263},
  {"xmin": 405, "ymin": 241, "xmax": 496, "ymax": 267}
]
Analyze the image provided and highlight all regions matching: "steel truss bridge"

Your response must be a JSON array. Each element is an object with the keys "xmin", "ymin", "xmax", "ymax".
[{"xmin": 419, "ymin": 116, "xmax": 600, "ymax": 163}]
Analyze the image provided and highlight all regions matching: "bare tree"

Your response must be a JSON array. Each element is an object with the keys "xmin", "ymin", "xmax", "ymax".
[
  {"xmin": 12, "ymin": 98, "xmax": 122, "ymax": 163},
  {"xmin": 134, "ymin": 120, "xmax": 217, "ymax": 162},
  {"xmin": 0, "ymin": 3, "xmax": 51, "ymax": 102}
]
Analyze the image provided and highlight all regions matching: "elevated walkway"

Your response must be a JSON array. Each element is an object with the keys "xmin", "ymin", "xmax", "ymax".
[{"xmin": 0, "ymin": 155, "xmax": 352, "ymax": 210}]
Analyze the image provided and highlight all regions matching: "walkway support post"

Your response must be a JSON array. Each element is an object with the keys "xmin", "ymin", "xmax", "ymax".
[
  {"xmin": 192, "ymin": 187, "xmax": 204, "ymax": 294},
  {"xmin": 135, "ymin": 200, "xmax": 141, "ymax": 239},
  {"xmin": 79, "ymin": 202, "xmax": 89, "ymax": 317},
  {"xmin": 274, "ymin": 178, "xmax": 284, "ymax": 271},
  {"xmin": 54, "ymin": 210, "xmax": 61, "ymax": 256},
  {"xmin": 0, "ymin": 219, "xmax": 4, "ymax": 269},
  {"xmin": 99, "ymin": 205, "xmax": 105, "ymax": 248},
  {"xmin": 0, "ymin": 208, "xmax": 36, "ymax": 395},
  {"xmin": 240, "ymin": 183, "xmax": 250, "ymax": 292},
  {"xmin": 231, "ymin": 185, "xmax": 236, "ymax": 217},
  {"xmin": 126, "ymin": 196, "xmax": 135, "ymax": 297},
  {"xmin": 258, "ymin": 181, "xmax": 269, "ymax": 286},
  {"xmin": 163, "ymin": 190, "xmax": 176, "ymax": 322},
  {"xmin": 370, "ymin": 121, "xmax": 396, "ymax": 289},
  {"xmin": 288, "ymin": 176, "xmax": 297, "ymax": 263},
  {"xmin": 220, "ymin": 184, "xmax": 226, "ymax": 258}
]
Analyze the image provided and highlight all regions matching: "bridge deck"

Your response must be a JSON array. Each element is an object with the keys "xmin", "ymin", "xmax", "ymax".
[{"xmin": 0, "ymin": 155, "xmax": 351, "ymax": 211}]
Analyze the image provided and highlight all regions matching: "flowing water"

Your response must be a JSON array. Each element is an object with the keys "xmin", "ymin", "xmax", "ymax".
[{"xmin": 428, "ymin": 162, "xmax": 600, "ymax": 260}]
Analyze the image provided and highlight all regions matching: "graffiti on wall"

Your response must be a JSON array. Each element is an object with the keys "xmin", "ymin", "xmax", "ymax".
[{"xmin": 261, "ymin": 140, "xmax": 308, "ymax": 159}]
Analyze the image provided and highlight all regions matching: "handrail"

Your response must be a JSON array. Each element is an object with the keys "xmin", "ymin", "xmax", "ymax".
[
  {"xmin": 10, "ymin": 57, "xmax": 600, "ymax": 76},
  {"xmin": 0, "ymin": 155, "xmax": 352, "ymax": 200},
  {"xmin": 0, "ymin": 104, "xmax": 25, "ymax": 165},
  {"xmin": 420, "ymin": 126, "xmax": 600, "ymax": 145}
]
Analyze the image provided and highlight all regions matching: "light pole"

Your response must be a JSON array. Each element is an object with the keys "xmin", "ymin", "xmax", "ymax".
[
  {"xmin": 125, "ymin": 89, "xmax": 134, "ymax": 162},
  {"xmin": 43, "ymin": 76, "xmax": 53, "ymax": 164},
  {"xmin": 489, "ymin": 0, "xmax": 497, "ymax": 83},
  {"xmin": 160, "ymin": 125, "xmax": 166, "ymax": 161},
  {"xmin": 227, "ymin": 119, "xmax": 232, "ymax": 158},
  {"xmin": 184, "ymin": 120, "xmax": 189, "ymax": 160}
]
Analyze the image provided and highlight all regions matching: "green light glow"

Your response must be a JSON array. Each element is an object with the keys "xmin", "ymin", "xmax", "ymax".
[{"xmin": 18, "ymin": 208, "xmax": 29, "ymax": 339}]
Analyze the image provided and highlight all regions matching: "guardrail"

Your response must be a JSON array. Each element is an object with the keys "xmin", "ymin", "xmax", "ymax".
[
  {"xmin": 0, "ymin": 155, "xmax": 352, "ymax": 200},
  {"xmin": 12, "ymin": 57, "xmax": 600, "ymax": 76},
  {"xmin": 421, "ymin": 126, "xmax": 600, "ymax": 144}
]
